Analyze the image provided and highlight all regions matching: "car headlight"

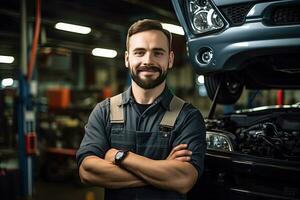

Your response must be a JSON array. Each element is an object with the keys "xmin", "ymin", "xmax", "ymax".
[
  {"xmin": 206, "ymin": 131, "xmax": 234, "ymax": 151},
  {"xmin": 187, "ymin": 0, "xmax": 225, "ymax": 34}
]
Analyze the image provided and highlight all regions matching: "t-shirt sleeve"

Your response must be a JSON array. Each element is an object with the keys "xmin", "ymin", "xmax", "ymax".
[
  {"xmin": 172, "ymin": 104, "xmax": 207, "ymax": 178},
  {"xmin": 76, "ymin": 101, "xmax": 110, "ymax": 167}
]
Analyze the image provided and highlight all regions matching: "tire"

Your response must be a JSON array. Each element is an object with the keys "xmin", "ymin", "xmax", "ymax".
[{"xmin": 205, "ymin": 73, "xmax": 244, "ymax": 105}]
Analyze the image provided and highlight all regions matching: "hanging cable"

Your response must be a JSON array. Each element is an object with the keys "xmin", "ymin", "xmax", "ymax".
[{"xmin": 27, "ymin": 0, "xmax": 41, "ymax": 81}]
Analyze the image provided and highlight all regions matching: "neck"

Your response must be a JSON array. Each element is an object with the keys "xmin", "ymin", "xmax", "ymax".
[{"xmin": 131, "ymin": 81, "xmax": 166, "ymax": 104}]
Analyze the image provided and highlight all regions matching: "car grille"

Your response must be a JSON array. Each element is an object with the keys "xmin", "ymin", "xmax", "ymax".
[
  {"xmin": 271, "ymin": 6, "xmax": 300, "ymax": 25},
  {"xmin": 220, "ymin": 4, "xmax": 254, "ymax": 26}
]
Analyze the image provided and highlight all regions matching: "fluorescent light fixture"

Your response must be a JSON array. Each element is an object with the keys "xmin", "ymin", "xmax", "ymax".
[
  {"xmin": 92, "ymin": 48, "xmax": 117, "ymax": 58},
  {"xmin": 161, "ymin": 23, "xmax": 184, "ymax": 35},
  {"xmin": 1, "ymin": 78, "xmax": 14, "ymax": 87},
  {"xmin": 55, "ymin": 22, "xmax": 91, "ymax": 34},
  {"xmin": 0, "ymin": 55, "xmax": 14, "ymax": 64}
]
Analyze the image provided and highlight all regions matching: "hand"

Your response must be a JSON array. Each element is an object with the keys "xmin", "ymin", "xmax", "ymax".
[
  {"xmin": 104, "ymin": 148, "xmax": 119, "ymax": 164},
  {"xmin": 167, "ymin": 144, "xmax": 192, "ymax": 162}
]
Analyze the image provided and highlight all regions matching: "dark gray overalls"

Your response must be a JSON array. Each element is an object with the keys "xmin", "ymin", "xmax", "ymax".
[{"xmin": 105, "ymin": 93, "xmax": 187, "ymax": 200}]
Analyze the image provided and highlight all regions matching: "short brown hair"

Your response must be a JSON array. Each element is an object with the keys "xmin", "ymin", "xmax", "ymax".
[{"xmin": 126, "ymin": 19, "xmax": 172, "ymax": 51}]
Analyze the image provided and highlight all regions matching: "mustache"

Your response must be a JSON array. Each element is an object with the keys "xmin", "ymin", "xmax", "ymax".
[{"xmin": 137, "ymin": 65, "xmax": 162, "ymax": 72}]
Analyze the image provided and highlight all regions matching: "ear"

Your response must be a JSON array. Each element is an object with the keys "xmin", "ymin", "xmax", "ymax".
[
  {"xmin": 168, "ymin": 51, "xmax": 174, "ymax": 69},
  {"xmin": 125, "ymin": 51, "xmax": 129, "ymax": 68}
]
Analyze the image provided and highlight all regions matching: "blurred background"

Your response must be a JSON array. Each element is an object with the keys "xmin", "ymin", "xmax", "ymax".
[{"xmin": 0, "ymin": 0, "xmax": 299, "ymax": 200}]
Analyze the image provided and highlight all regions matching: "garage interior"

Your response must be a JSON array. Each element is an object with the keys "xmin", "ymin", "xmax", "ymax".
[{"xmin": 0, "ymin": 0, "xmax": 299, "ymax": 200}]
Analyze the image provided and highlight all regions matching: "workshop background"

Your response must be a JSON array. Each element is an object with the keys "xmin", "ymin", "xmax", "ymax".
[{"xmin": 0, "ymin": 0, "xmax": 299, "ymax": 200}]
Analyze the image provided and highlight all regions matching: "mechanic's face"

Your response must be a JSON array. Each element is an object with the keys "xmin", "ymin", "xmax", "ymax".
[{"xmin": 125, "ymin": 30, "xmax": 174, "ymax": 89}]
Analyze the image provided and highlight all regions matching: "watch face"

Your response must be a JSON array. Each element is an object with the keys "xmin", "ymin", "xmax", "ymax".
[
  {"xmin": 115, "ymin": 150, "xmax": 128, "ymax": 165},
  {"xmin": 116, "ymin": 151, "xmax": 124, "ymax": 160}
]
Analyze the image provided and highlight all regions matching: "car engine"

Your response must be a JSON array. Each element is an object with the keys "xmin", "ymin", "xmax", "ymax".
[{"xmin": 205, "ymin": 107, "xmax": 300, "ymax": 161}]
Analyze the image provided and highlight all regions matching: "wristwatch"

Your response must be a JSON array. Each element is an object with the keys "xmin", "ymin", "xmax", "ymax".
[{"xmin": 115, "ymin": 150, "xmax": 129, "ymax": 165}]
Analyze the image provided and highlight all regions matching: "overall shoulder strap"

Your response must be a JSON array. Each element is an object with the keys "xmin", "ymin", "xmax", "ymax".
[
  {"xmin": 160, "ymin": 96, "xmax": 185, "ymax": 129},
  {"xmin": 110, "ymin": 94, "xmax": 124, "ymax": 124}
]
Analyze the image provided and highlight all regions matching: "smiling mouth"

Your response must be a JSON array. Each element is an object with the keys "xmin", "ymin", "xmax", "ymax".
[
  {"xmin": 137, "ymin": 66, "xmax": 161, "ymax": 73},
  {"xmin": 139, "ymin": 70, "xmax": 158, "ymax": 74}
]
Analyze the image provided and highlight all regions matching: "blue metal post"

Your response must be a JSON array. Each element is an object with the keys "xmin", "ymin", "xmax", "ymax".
[
  {"xmin": 18, "ymin": 0, "xmax": 35, "ymax": 198},
  {"xmin": 17, "ymin": 74, "xmax": 29, "ymax": 197}
]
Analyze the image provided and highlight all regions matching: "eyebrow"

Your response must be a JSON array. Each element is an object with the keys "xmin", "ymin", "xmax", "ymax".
[
  {"xmin": 132, "ymin": 47, "xmax": 167, "ymax": 52},
  {"xmin": 132, "ymin": 48, "xmax": 146, "ymax": 52},
  {"xmin": 153, "ymin": 48, "xmax": 167, "ymax": 52}
]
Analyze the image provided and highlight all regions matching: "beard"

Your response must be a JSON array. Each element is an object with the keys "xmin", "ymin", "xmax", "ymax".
[{"xmin": 128, "ymin": 62, "xmax": 168, "ymax": 90}]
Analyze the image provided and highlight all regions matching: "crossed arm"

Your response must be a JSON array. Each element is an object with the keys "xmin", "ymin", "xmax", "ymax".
[{"xmin": 79, "ymin": 144, "xmax": 198, "ymax": 194}]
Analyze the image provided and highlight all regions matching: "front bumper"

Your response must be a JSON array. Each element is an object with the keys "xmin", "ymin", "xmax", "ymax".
[{"xmin": 172, "ymin": 0, "xmax": 300, "ymax": 75}]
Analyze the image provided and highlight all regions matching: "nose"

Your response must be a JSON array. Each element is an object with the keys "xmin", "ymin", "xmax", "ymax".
[{"xmin": 142, "ymin": 52, "xmax": 154, "ymax": 66}]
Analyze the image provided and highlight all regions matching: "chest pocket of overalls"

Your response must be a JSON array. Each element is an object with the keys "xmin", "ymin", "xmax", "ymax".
[
  {"xmin": 136, "ymin": 129, "xmax": 172, "ymax": 160},
  {"xmin": 110, "ymin": 125, "xmax": 136, "ymax": 152}
]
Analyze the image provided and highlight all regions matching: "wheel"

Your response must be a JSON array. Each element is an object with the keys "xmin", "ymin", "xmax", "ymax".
[{"xmin": 204, "ymin": 73, "xmax": 244, "ymax": 105}]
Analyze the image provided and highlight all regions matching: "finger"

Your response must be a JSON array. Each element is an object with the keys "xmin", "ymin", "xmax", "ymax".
[
  {"xmin": 172, "ymin": 144, "xmax": 188, "ymax": 152},
  {"xmin": 174, "ymin": 150, "xmax": 192, "ymax": 158},
  {"xmin": 168, "ymin": 150, "xmax": 192, "ymax": 160},
  {"xmin": 167, "ymin": 144, "xmax": 189, "ymax": 160},
  {"xmin": 175, "ymin": 156, "xmax": 191, "ymax": 162},
  {"xmin": 168, "ymin": 145, "xmax": 184, "ymax": 158}
]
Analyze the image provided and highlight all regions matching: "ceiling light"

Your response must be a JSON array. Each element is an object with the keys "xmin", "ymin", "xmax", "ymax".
[
  {"xmin": 92, "ymin": 48, "xmax": 117, "ymax": 58},
  {"xmin": 55, "ymin": 22, "xmax": 91, "ymax": 34},
  {"xmin": 1, "ymin": 78, "xmax": 14, "ymax": 87},
  {"xmin": 161, "ymin": 23, "xmax": 184, "ymax": 35},
  {"xmin": 0, "ymin": 55, "xmax": 14, "ymax": 64},
  {"xmin": 197, "ymin": 75, "xmax": 205, "ymax": 84}
]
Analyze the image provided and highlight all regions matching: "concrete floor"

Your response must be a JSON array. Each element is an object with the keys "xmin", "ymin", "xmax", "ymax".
[{"xmin": 33, "ymin": 180, "xmax": 104, "ymax": 200}]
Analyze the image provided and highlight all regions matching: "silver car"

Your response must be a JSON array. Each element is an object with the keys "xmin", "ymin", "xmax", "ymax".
[
  {"xmin": 172, "ymin": 0, "xmax": 300, "ymax": 199},
  {"xmin": 172, "ymin": 0, "xmax": 300, "ymax": 104}
]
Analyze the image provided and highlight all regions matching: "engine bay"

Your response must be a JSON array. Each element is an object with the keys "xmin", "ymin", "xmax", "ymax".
[{"xmin": 206, "ymin": 107, "xmax": 300, "ymax": 161}]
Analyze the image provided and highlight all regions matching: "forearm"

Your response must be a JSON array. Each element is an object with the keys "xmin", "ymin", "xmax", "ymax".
[
  {"xmin": 122, "ymin": 152, "xmax": 198, "ymax": 194},
  {"xmin": 79, "ymin": 156, "xmax": 147, "ymax": 189}
]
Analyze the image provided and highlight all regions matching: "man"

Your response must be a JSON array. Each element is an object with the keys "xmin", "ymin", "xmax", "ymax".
[{"xmin": 76, "ymin": 19, "xmax": 206, "ymax": 200}]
